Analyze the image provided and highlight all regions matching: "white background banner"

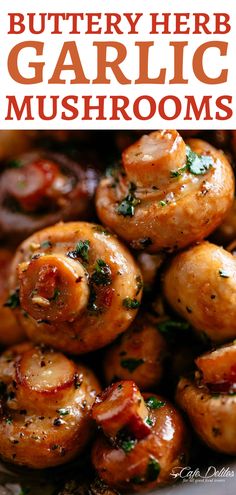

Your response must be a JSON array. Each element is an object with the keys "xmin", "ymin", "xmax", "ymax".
[{"xmin": 0, "ymin": 0, "xmax": 235, "ymax": 129}]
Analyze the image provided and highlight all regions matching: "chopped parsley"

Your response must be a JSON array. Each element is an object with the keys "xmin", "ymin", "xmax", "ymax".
[
  {"xmin": 4, "ymin": 289, "xmax": 20, "ymax": 309},
  {"xmin": 5, "ymin": 417, "xmax": 13, "ymax": 424},
  {"xmin": 145, "ymin": 397, "xmax": 166, "ymax": 410},
  {"xmin": 170, "ymin": 146, "xmax": 213, "ymax": 178},
  {"xmin": 51, "ymin": 288, "xmax": 60, "ymax": 301},
  {"xmin": 7, "ymin": 159, "xmax": 22, "ymax": 169},
  {"xmin": 117, "ymin": 194, "xmax": 140, "ymax": 217},
  {"xmin": 159, "ymin": 200, "xmax": 167, "ymax": 207},
  {"xmin": 186, "ymin": 146, "xmax": 213, "ymax": 175},
  {"xmin": 105, "ymin": 163, "xmax": 121, "ymax": 178},
  {"xmin": 67, "ymin": 240, "xmax": 90, "ymax": 263},
  {"xmin": 170, "ymin": 166, "xmax": 187, "ymax": 178},
  {"xmin": 91, "ymin": 259, "xmax": 112, "ymax": 286},
  {"xmin": 19, "ymin": 488, "xmax": 30, "ymax": 495},
  {"xmin": 123, "ymin": 297, "xmax": 140, "ymax": 310},
  {"xmin": 131, "ymin": 476, "xmax": 144, "ymax": 485},
  {"xmin": 87, "ymin": 285, "xmax": 99, "ymax": 314},
  {"xmin": 145, "ymin": 417, "xmax": 154, "ymax": 427},
  {"xmin": 56, "ymin": 408, "xmax": 69, "ymax": 416},
  {"xmin": 51, "ymin": 444, "xmax": 59, "ymax": 451},
  {"xmin": 120, "ymin": 439, "xmax": 136, "ymax": 453},
  {"xmin": 40, "ymin": 240, "xmax": 52, "ymax": 249},
  {"xmin": 158, "ymin": 319, "xmax": 190, "ymax": 335},
  {"xmin": 120, "ymin": 358, "xmax": 144, "ymax": 372},
  {"xmin": 74, "ymin": 375, "xmax": 83, "ymax": 389},
  {"xmin": 219, "ymin": 269, "xmax": 230, "ymax": 278},
  {"xmin": 146, "ymin": 456, "xmax": 160, "ymax": 482}
]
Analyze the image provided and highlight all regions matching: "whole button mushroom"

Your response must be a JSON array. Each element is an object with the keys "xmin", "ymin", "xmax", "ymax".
[
  {"xmin": 96, "ymin": 130, "xmax": 234, "ymax": 253},
  {"xmin": 0, "ymin": 342, "xmax": 100, "ymax": 468},
  {"xmin": 176, "ymin": 342, "xmax": 236, "ymax": 455},
  {"xmin": 163, "ymin": 241, "xmax": 236, "ymax": 343},
  {"xmin": 8, "ymin": 222, "xmax": 143, "ymax": 354},
  {"xmin": 91, "ymin": 381, "xmax": 189, "ymax": 491}
]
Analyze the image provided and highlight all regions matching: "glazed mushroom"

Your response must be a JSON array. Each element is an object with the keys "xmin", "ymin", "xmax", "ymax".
[
  {"xmin": 176, "ymin": 342, "xmax": 236, "ymax": 455},
  {"xmin": 91, "ymin": 381, "xmax": 189, "ymax": 491},
  {"xmin": 0, "ymin": 249, "xmax": 25, "ymax": 347},
  {"xmin": 0, "ymin": 342, "xmax": 100, "ymax": 468},
  {"xmin": 103, "ymin": 315, "xmax": 167, "ymax": 390},
  {"xmin": 8, "ymin": 222, "xmax": 143, "ymax": 354},
  {"xmin": 163, "ymin": 241, "xmax": 236, "ymax": 343},
  {"xmin": 0, "ymin": 151, "xmax": 98, "ymax": 242},
  {"xmin": 96, "ymin": 130, "xmax": 234, "ymax": 253}
]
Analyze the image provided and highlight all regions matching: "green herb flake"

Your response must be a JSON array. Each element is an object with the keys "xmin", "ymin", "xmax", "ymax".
[
  {"xmin": 186, "ymin": 146, "xmax": 213, "ymax": 175},
  {"xmin": 40, "ymin": 240, "xmax": 52, "ymax": 249},
  {"xmin": 159, "ymin": 200, "xmax": 167, "ymax": 207},
  {"xmin": 4, "ymin": 289, "xmax": 20, "ymax": 309},
  {"xmin": 131, "ymin": 476, "xmax": 144, "ymax": 485},
  {"xmin": 105, "ymin": 163, "xmax": 120, "ymax": 178},
  {"xmin": 91, "ymin": 259, "xmax": 112, "ymax": 286},
  {"xmin": 120, "ymin": 439, "xmax": 136, "ymax": 453},
  {"xmin": 219, "ymin": 269, "xmax": 230, "ymax": 278},
  {"xmin": 19, "ymin": 488, "xmax": 30, "ymax": 495},
  {"xmin": 56, "ymin": 408, "xmax": 69, "ymax": 417},
  {"xmin": 51, "ymin": 288, "xmax": 61, "ymax": 301},
  {"xmin": 170, "ymin": 165, "xmax": 187, "ymax": 178},
  {"xmin": 170, "ymin": 146, "xmax": 213, "ymax": 179},
  {"xmin": 122, "ymin": 297, "xmax": 140, "ymax": 310},
  {"xmin": 145, "ymin": 417, "xmax": 154, "ymax": 427},
  {"xmin": 145, "ymin": 397, "xmax": 166, "ymax": 410},
  {"xmin": 158, "ymin": 319, "xmax": 190, "ymax": 335},
  {"xmin": 67, "ymin": 240, "xmax": 90, "ymax": 263},
  {"xmin": 51, "ymin": 444, "xmax": 59, "ymax": 451},
  {"xmin": 120, "ymin": 358, "xmax": 144, "ymax": 372},
  {"xmin": 117, "ymin": 194, "xmax": 140, "ymax": 217},
  {"xmin": 87, "ymin": 286, "xmax": 99, "ymax": 314},
  {"xmin": 146, "ymin": 456, "xmax": 160, "ymax": 482},
  {"xmin": 8, "ymin": 159, "xmax": 22, "ymax": 169},
  {"xmin": 5, "ymin": 417, "xmax": 13, "ymax": 424}
]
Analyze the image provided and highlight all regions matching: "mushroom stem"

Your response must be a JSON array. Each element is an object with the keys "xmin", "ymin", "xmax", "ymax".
[
  {"xmin": 92, "ymin": 381, "xmax": 151, "ymax": 440},
  {"xmin": 18, "ymin": 253, "xmax": 89, "ymax": 323},
  {"xmin": 122, "ymin": 130, "xmax": 186, "ymax": 188}
]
